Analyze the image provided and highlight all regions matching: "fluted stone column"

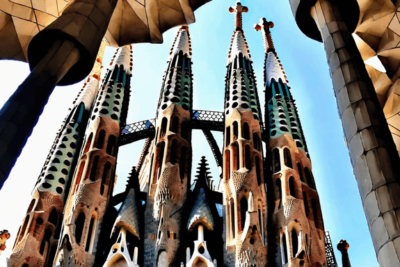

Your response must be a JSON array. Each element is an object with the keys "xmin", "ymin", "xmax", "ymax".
[
  {"xmin": 289, "ymin": 0, "xmax": 400, "ymax": 265},
  {"xmin": 337, "ymin": 239, "xmax": 351, "ymax": 267}
]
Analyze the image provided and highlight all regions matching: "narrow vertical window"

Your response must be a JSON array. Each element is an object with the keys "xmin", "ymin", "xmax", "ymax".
[
  {"xmin": 225, "ymin": 150, "xmax": 231, "ymax": 180},
  {"xmin": 291, "ymin": 229, "xmax": 298, "ymax": 258},
  {"xmin": 46, "ymin": 244, "xmax": 57, "ymax": 267},
  {"xmin": 27, "ymin": 199, "xmax": 36, "ymax": 213},
  {"xmin": 255, "ymin": 156, "xmax": 261, "ymax": 185},
  {"xmin": 96, "ymin": 130, "xmax": 105, "ymax": 149},
  {"xmin": 238, "ymin": 53, "xmax": 244, "ymax": 69},
  {"xmin": 297, "ymin": 163, "xmax": 304, "ymax": 182},
  {"xmin": 83, "ymin": 133, "xmax": 93, "ymax": 153},
  {"xmin": 240, "ymin": 197, "xmax": 248, "ymax": 232},
  {"xmin": 158, "ymin": 142, "xmax": 165, "ymax": 181},
  {"xmin": 253, "ymin": 133, "xmax": 260, "ymax": 151},
  {"xmin": 226, "ymin": 126, "xmax": 231, "ymax": 146},
  {"xmin": 106, "ymin": 135, "xmax": 116, "ymax": 156},
  {"xmin": 258, "ymin": 208, "xmax": 262, "ymax": 234},
  {"xmin": 75, "ymin": 213, "xmax": 85, "ymax": 245},
  {"xmin": 273, "ymin": 148, "xmax": 281, "ymax": 173},
  {"xmin": 230, "ymin": 198, "xmax": 235, "ymax": 238},
  {"xmin": 160, "ymin": 118, "xmax": 168, "ymax": 138},
  {"xmin": 281, "ymin": 233, "xmax": 288, "ymax": 264},
  {"xmin": 181, "ymin": 122, "xmax": 188, "ymax": 140},
  {"xmin": 312, "ymin": 199, "xmax": 319, "ymax": 229},
  {"xmin": 243, "ymin": 123, "xmax": 250, "ymax": 139},
  {"xmin": 149, "ymin": 154, "xmax": 154, "ymax": 184},
  {"xmin": 289, "ymin": 176, "xmax": 296, "ymax": 198},
  {"xmin": 233, "ymin": 121, "xmax": 239, "ymax": 140},
  {"xmin": 171, "ymin": 117, "xmax": 179, "ymax": 133},
  {"xmin": 245, "ymin": 145, "xmax": 251, "ymax": 170},
  {"xmin": 236, "ymin": 144, "xmax": 241, "ymax": 170},
  {"xmin": 284, "ymin": 148, "xmax": 292, "ymax": 168},
  {"xmin": 170, "ymin": 139, "xmax": 177, "ymax": 164},
  {"xmin": 179, "ymin": 147, "xmax": 187, "ymax": 182},
  {"xmin": 85, "ymin": 216, "xmax": 95, "ymax": 252},
  {"xmin": 48, "ymin": 208, "xmax": 58, "ymax": 226},
  {"xmin": 126, "ymin": 230, "xmax": 135, "ymax": 259},
  {"xmin": 303, "ymin": 192, "xmax": 309, "ymax": 218},
  {"xmin": 276, "ymin": 179, "xmax": 282, "ymax": 210},
  {"xmin": 89, "ymin": 156, "xmax": 99, "ymax": 181},
  {"xmin": 305, "ymin": 168, "xmax": 315, "ymax": 189},
  {"xmin": 40, "ymin": 229, "xmax": 52, "ymax": 255},
  {"xmin": 101, "ymin": 162, "xmax": 112, "ymax": 195},
  {"xmin": 19, "ymin": 215, "xmax": 30, "ymax": 242},
  {"xmin": 75, "ymin": 161, "xmax": 85, "ymax": 193}
]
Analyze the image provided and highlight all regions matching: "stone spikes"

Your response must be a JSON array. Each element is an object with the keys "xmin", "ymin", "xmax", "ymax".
[{"xmin": 194, "ymin": 156, "xmax": 213, "ymax": 189}]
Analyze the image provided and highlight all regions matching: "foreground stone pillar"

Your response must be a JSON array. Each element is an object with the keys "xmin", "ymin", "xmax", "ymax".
[
  {"xmin": 289, "ymin": 0, "xmax": 400, "ymax": 265},
  {"xmin": 0, "ymin": 0, "xmax": 118, "ymax": 189},
  {"xmin": 337, "ymin": 239, "xmax": 351, "ymax": 267}
]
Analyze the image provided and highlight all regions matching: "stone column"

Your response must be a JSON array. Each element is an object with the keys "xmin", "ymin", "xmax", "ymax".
[
  {"xmin": 337, "ymin": 239, "xmax": 351, "ymax": 267},
  {"xmin": 289, "ymin": 0, "xmax": 400, "ymax": 264},
  {"xmin": 0, "ymin": 0, "xmax": 118, "ymax": 189}
]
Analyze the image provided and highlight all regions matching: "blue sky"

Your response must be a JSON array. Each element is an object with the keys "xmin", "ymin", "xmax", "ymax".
[{"xmin": 0, "ymin": 0, "xmax": 378, "ymax": 266}]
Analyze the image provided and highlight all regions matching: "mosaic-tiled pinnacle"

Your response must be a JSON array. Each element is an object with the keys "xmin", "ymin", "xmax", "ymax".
[{"xmin": 157, "ymin": 26, "xmax": 193, "ymax": 117}]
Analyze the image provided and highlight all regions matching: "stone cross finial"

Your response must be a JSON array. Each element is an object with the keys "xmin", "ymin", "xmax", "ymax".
[
  {"xmin": 229, "ymin": 1, "xmax": 248, "ymax": 31},
  {"xmin": 337, "ymin": 239, "xmax": 352, "ymax": 267},
  {"xmin": 254, "ymin": 17, "xmax": 275, "ymax": 52}
]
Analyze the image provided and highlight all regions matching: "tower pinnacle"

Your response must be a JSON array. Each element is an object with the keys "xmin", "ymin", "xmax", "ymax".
[
  {"xmin": 254, "ymin": 18, "xmax": 275, "ymax": 52},
  {"xmin": 228, "ymin": 1, "xmax": 248, "ymax": 31}
]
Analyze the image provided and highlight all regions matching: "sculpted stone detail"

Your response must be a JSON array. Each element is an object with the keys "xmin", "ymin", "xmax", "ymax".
[{"xmin": 232, "ymin": 171, "xmax": 247, "ymax": 193}]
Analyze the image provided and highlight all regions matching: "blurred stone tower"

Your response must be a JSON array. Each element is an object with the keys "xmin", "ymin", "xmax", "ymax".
[
  {"xmin": 255, "ymin": 17, "xmax": 327, "ymax": 267},
  {"xmin": 8, "ymin": 41, "xmax": 107, "ymax": 267}
]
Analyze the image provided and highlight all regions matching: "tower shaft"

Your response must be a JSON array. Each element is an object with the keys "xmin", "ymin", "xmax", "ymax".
[{"xmin": 255, "ymin": 18, "xmax": 326, "ymax": 267}]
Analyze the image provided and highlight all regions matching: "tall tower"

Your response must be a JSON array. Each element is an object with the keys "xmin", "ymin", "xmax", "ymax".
[
  {"xmin": 222, "ymin": 2, "xmax": 267, "ymax": 266},
  {"xmin": 54, "ymin": 45, "xmax": 132, "ymax": 267},
  {"xmin": 8, "ymin": 41, "xmax": 107, "ymax": 267},
  {"xmin": 255, "ymin": 18, "xmax": 326, "ymax": 266},
  {"xmin": 137, "ymin": 26, "xmax": 193, "ymax": 266}
]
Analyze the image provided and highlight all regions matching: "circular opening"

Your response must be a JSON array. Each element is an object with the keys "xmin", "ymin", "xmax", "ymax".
[
  {"xmin": 198, "ymin": 246, "xmax": 205, "ymax": 254},
  {"xmin": 250, "ymin": 238, "xmax": 255, "ymax": 245}
]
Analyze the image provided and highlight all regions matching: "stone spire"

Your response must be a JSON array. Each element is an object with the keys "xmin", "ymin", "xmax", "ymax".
[
  {"xmin": 157, "ymin": 25, "xmax": 193, "ymax": 117},
  {"xmin": 255, "ymin": 18, "xmax": 307, "ymax": 152},
  {"xmin": 337, "ymin": 239, "xmax": 352, "ymax": 267},
  {"xmin": 228, "ymin": 1, "xmax": 248, "ymax": 31}
]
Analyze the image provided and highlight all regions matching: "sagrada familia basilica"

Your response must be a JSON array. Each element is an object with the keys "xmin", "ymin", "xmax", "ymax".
[{"xmin": 2, "ymin": 0, "xmax": 400, "ymax": 266}]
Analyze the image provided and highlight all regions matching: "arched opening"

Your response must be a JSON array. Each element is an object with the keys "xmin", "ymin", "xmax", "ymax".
[
  {"xmin": 154, "ymin": 142, "xmax": 165, "ymax": 182},
  {"xmin": 36, "ymin": 217, "xmax": 43, "ymax": 225},
  {"xmin": 160, "ymin": 118, "xmax": 168, "ymax": 138},
  {"xmin": 22, "ymin": 264, "xmax": 28, "ymax": 267},
  {"xmin": 243, "ymin": 123, "xmax": 250, "ymax": 139},
  {"xmin": 106, "ymin": 135, "xmax": 117, "ymax": 156},
  {"xmin": 157, "ymin": 251, "xmax": 168, "ymax": 266},
  {"xmin": 245, "ymin": 145, "xmax": 252, "ymax": 170},
  {"xmin": 297, "ymin": 163, "xmax": 304, "ymax": 182},
  {"xmin": 276, "ymin": 179, "xmax": 282, "ymax": 210},
  {"xmin": 253, "ymin": 133, "xmax": 260, "ymax": 151},
  {"xmin": 48, "ymin": 208, "xmax": 58, "ymax": 226},
  {"xmin": 255, "ymin": 156, "xmax": 261, "ymax": 185},
  {"xmin": 239, "ymin": 52, "xmax": 244, "ymax": 69},
  {"xmin": 89, "ymin": 156, "xmax": 99, "ymax": 181},
  {"xmin": 305, "ymin": 168, "xmax": 315, "ymax": 189},
  {"xmin": 96, "ymin": 130, "xmax": 106, "ymax": 149},
  {"xmin": 230, "ymin": 198, "xmax": 235, "ymax": 239},
  {"xmin": 233, "ymin": 121, "xmax": 239, "ymax": 140},
  {"xmin": 291, "ymin": 229, "xmax": 298, "ymax": 258},
  {"xmin": 283, "ymin": 148, "xmax": 292, "ymax": 168},
  {"xmin": 27, "ymin": 199, "xmax": 36, "ymax": 213},
  {"xmin": 273, "ymin": 148, "xmax": 281, "ymax": 173},
  {"xmin": 181, "ymin": 122, "xmax": 189, "ymax": 140},
  {"xmin": 101, "ymin": 162, "xmax": 112, "ymax": 195},
  {"xmin": 85, "ymin": 215, "xmax": 96, "ymax": 252},
  {"xmin": 303, "ymin": 192, "xmax": 309, "ymax": 218},
  {"xmin": 19, "ymin": 215, "xmax": 30, "ymax": 242},
  {"xmin": 75, "ymin": 213, "xmax": 85, "ymax": 245},
  {"xmin": 74, "ymin": 161, "xmax": 85, "ymax": 193},
  {"xmin": 289, "ymin": 177, "xmax": 296, "ymax": 198},
  {"xmin": 240, "ymin": 197, "xmax": 248, "ymax": 232},
  {"xmin": 149, "ymin": 154, "xmax": 154, "ymax": 184},
  {"xmin": 281, "ymin": 233, "xmax": 288, "ymax": 265},
  {"xmin": 170, "ymin": 139, "xmax": 178, "ymax": 165},
  {"xmin": 236, "ymin": 144, "xmax": 240, "ymax": 170},
  {"xmin": 83, "ymin": 133, "xmax": 93, "ymax": 153},
  {"xmin": 226, "ymin": 126, "xmax": 231, "ymax": 146},
  {"xmin": 40, "ymin": 229, "xmax": 52, "ymax": 255},
  {"xmin": 312, "ymin": 199, "xmax": 320, "ymax": 229},
  {"xmin": 171, "ymin": 117, "xmax": 179, "ymax": 133},
  {"xmin": 225, "ymin": 150, "xmax": 231, "ymax": 180},
  {"xmin": 180, "ymin": 147, "xmax": 187, "ymax": 182}
]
